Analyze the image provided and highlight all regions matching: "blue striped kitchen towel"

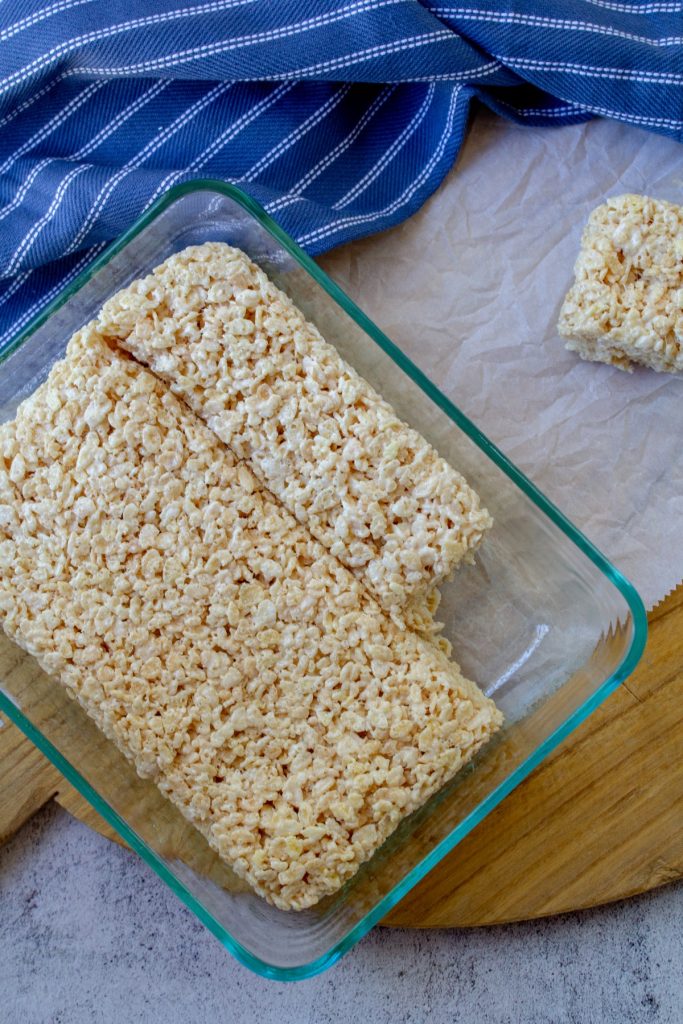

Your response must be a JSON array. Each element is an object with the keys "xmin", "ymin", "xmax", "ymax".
[{"xmin": 0, "ymin": 0, "xmax": 681, "ymax": 349}]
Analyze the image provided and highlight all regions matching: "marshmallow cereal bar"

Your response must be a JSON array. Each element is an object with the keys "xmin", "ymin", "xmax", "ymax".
[
  {"xmin": 96, "ymin": 243, "xmax": 492, "ymax": 618},
  {"xmin": 558, "ymin": 194, "xmax": 683, "ymax": 373},
  {"xmin": 0, "ymin": 329, "xmax": 501, "ymax": 911}
]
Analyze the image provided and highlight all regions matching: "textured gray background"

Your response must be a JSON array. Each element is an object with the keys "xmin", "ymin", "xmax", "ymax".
[{"xmin": 1, "ymin": 803, "xmax": 681, "ymax": 1024}]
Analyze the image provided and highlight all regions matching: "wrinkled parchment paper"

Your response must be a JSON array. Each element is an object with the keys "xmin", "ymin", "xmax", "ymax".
[{"xmin": 320, "ymin": 110, "xmax": 683, "ymax": 611}]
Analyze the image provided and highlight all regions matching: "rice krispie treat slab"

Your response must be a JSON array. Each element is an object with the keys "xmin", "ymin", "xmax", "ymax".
[
  {"xmin": 0, "ymin": 329, "xmax": 501, "ymax": 911},
  {"xmin": 96, "ymin": 243, "xmax": 492, "ymax": 619},
  {"xmin": 558, "ymin": 194, "xmax": 683, "ymax": 374}
]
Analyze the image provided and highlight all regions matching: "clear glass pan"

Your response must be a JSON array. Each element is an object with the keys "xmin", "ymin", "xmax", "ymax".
[{"xmin": 0, "ymin": 182, "xmax": 646, "ymax": 980}]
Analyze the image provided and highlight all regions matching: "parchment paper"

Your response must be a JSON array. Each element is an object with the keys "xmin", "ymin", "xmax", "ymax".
[{"xmin": 320, "ymin": 110, "xmax": 683, "ymax": 611}]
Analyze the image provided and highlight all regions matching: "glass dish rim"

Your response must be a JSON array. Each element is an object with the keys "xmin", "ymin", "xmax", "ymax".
[{"xmin": 0, "ymin": 179, "xmax": 647, "ymax": 982}]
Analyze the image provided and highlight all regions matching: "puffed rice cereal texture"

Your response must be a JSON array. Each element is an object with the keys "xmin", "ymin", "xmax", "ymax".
[
  {"xmin": 0, "ymin": 328, "xmax": 501, "ymax": 911},
  {"xmin": 96, "ymin": 243, "xmax": 492, "ymax": 619},
  {"xmin": 558, "ymin": 194, "xmax": 683, "ymax": 373}
]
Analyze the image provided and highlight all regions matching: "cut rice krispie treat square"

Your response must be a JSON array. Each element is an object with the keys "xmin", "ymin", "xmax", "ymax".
[
  {"xmin": 558, "ymin": 194, "xmax": 683, "ymax": 373},
  {"xmin": 0, "ymin": 328, "xmax": 501, "ymax": 911},
  {"xmin": 95, "ymin": 243, "xmax": 492, "ymax": 622}
]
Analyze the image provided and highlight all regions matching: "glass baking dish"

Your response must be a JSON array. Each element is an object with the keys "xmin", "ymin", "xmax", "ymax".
[{"xmin": 0, "ymin": 181, "xmax": 646, "ymax": 981}]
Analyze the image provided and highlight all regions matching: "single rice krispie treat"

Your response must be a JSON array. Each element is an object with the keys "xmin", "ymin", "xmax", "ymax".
[
  {"xmin": 95, "ymin": 243, "xmax": 492, "ymax": 621},
  {"xmin": 558, "ymin": 194, "xmax": 683, "ymax": 373},
  {"xmin": 0, "ymin": 328, "xmax": 501, "ymax": 911}
]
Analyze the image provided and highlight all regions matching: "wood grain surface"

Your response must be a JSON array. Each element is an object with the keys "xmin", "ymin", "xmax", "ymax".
[{"xmin": 1, "ymin": 587, "xmax": 681, "ymax": 927}]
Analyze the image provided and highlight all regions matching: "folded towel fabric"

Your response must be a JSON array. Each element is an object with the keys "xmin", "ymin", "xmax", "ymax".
[{"xmin": 0, "ymin": 0, "xmax": 680, "ymax": 350}]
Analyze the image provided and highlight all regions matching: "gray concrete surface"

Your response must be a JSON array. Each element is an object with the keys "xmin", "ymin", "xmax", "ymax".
[{"xmin": 1, "ymin": 802, "xmax": 681, "ymax": 1024}]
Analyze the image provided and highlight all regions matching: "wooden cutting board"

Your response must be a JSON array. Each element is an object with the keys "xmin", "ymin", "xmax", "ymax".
[{"xmin": 1, "ymin": 586, "xmax": 681, "ymax": 927}]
